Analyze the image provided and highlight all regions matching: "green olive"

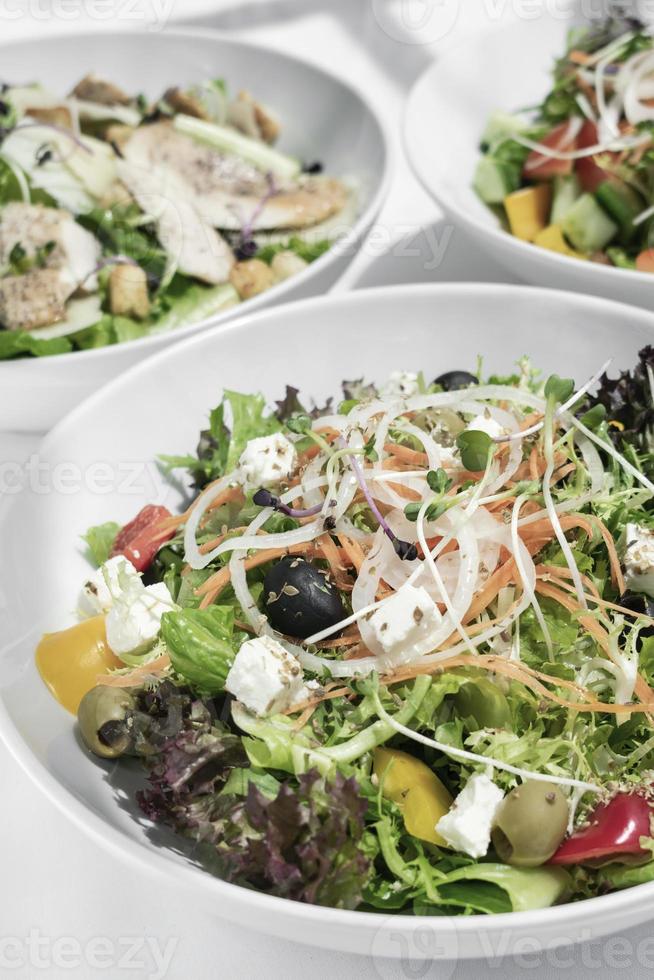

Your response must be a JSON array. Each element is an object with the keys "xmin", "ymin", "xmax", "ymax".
[
  {"xmin": 453, "ymin": 678, "xmax": 511, "ymax": 730},
  {"xmin": 77, "ymin": 686, "xmax": 136, "ymax": 759},
  {"xmin": 491, "ymin": 781, "xmax": 569, "ymax": 867}
]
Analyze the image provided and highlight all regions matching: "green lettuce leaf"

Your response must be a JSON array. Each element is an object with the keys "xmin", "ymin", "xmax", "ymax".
[
  {"xmin": 161, "ymin": 605, "xmax": 247, "ymax": 694},
  {"xmin": 82, "ymin": 521, "xmax": 120, "ymax": 566},
  {"xmin": 0, "ymin": 330, "xmax": 73, "ymax": 360}
]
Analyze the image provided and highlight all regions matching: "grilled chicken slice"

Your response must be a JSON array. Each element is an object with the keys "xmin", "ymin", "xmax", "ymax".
[
  {"xmin": 0, "ymin": 202, "xmax": 100, "ymax": 294},
  {"xmin": 116, "ymin": 159, "xmax": 234, "ymax": 285},
  {"xmin": 0, "ymin": 269, "xmax": 68, "ymax": 331},
  {"xmin": 122, "ymin": 122, "xmax": 347, "ymax": 231}
]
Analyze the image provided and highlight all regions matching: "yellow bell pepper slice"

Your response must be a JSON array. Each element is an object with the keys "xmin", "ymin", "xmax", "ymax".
[
  {"xmin": 374, "ymin": 746, "xmax": 453, "ymax": 846},
  {"xmin": 504, "ymin": 184, "xmax": 552, "ymax": 242},
  {"xmin": 533, "ymin": 224, "xmax": 587, "ymax": 260},
  {"xmin": 36, "ymin": 616, "xmax": 122, "ymax": 714}
]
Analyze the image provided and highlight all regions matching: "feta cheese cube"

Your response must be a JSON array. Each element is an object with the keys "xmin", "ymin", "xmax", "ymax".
[
  {"xmin": 238, "ymin": 433, "xmax": 297, "ymax": 489},
  {"xmin": 436, "ymin": 773, "xmax": 504, "ymax": 858},
  {"xmin": 78, "ymin": 555, "xmax": 140, "ymax": 618},
  {"xmin": 437, "ymin": 444, "xmax": 460, "ymax": 469},
  {"xmin": 106, "ymin": 581, "xmax": 174, "ymax": 658},
  {"xmin": 623, "ymin": 523, "xmax": 654, "ymax": 598},
  {"xmin": 381, "ymin": 371, "xmax": 419, "ymax": 398},
  {"xmin": 466, "ymin": 410, "xmax": 505, "ymax": 441},
  {"xmin": 225, "ymin": 634, "xmax": 306, "ymax": 716},
  {"xmin": 369, "ymin": 583, "xmax": 442, "ymax": 663}
]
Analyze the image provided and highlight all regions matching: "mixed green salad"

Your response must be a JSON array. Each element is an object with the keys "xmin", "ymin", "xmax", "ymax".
[
  {"xmin": 0, "ymin": 73, "xmax": 352, "ymax": 359},
  {"xmin": 36, "ymin": 350, "xmax": 654, "ymax": 916},
  {"xmin": 475, "ymin": 17, "xmax": 654, "ymax": 271}
]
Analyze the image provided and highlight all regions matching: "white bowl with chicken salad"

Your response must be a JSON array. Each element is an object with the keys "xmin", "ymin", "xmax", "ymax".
[
  {"xmin": 0, "ymin": 28, "xmax": 390, "ymax": 430},
  {"xmin": 3, "ymin": 283, "xmax": 654, "ymax": 957}
]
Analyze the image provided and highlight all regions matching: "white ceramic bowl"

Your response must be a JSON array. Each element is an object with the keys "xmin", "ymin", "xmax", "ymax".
[
  {"xmin": 404, "ymin": 12, "xmax": 654, "ymax": 311},
  {"xmin": 2, "ymin": 283, "xmax": 654, "ymax": 960},
  {"xmin": 0, "ymin": 28, "xmax": 390, "ymax": 432}
]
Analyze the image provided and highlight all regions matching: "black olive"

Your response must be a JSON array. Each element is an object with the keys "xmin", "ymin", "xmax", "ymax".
[
  {"xmin": 620, "ymin": 591, "xmax": 654, "ymax": 649},
  {"xmin": 433, "ymin": 370, "xmax": 478, "ymax": 391},
  {"xmin": 263, "ymin": 556, "xmax": 346, "ymax": 638}
]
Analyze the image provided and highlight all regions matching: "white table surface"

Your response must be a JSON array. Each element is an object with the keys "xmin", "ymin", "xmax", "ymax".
[{"xmin": 2, "ymin": 3, "xmax": 653, "ymax": 978}]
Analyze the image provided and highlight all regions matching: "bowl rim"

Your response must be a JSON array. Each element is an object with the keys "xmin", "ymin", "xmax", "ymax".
[
  {"xmin": 402, "ymin": 17, "xmax": 654, "ymax": 291},
  {"xmin": 0, "ymin": 25, "xmax": 393, "ymax": 367},
  {"xmin": 3, "ymin": 281, "xmax": 654, "ymax": 944}
]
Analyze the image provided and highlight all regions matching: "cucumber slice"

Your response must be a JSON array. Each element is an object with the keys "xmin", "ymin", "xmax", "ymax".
[
  {"xmin": 561, "ymin": 193, "xmax": 618, "ymax": 253},
  {"xmin": 26, "ymin": 295, "xmax": 103, "ymax": 339},
  {"xmin": 152, "ymin": 282, "xmax": 239, "ymax": 334},
  {"xmin": 551, "ymin": 174, "xmax": 581, "ymax": 224},
  {"xmin": 481, "ymin": 111, "xmax": 529, "ymax": 147},
  {"xmin": 595, "ymin": 181, "xmax": 643, "ymax": 243},
  {"xmin": 473, "ymin": 156, "xmax": 516, "ymax": 204},
  {"xmin": 606, "ymin": 246, "xmax": 636, "ymax": 270},
  {"xmin": 173, "ymin": 114, "xmax": 300, "ymax": 180}
]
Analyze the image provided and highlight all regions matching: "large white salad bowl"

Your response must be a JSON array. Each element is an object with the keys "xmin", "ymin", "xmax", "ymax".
[
  {"xmin": 0, "ymin": 28, "xmax": 390, "ymax": 431},
  {"xmin": 404, "ymin": 8, "xmax": 654, "ymax": 311},
  {"xmin": 1, "ymin": 283, "xmax": 654, "ymax": 959}
]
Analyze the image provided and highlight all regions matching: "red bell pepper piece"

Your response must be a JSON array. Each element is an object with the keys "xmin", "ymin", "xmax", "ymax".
[
  {"xmin": 550, "ymin": 792, "xmax": 654, "ymax": 865},
  {"xmin": 575, "ymin": 120, "xmax": 619, "ymax": 193},
  {"xmin": 523, "ymin": 121, "xmax": 577, "ymax": 179},
  {"xmin": 110, "ymin": 504, "xmax": 174, "ymax": 572}
]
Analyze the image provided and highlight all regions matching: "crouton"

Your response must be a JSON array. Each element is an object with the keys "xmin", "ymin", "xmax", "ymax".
[
  {"xmin": 108, "ymin": 264, "xmax": 150, "ymax": 320},
  {"xmin": 229, "ymin": 259, "xmax": 275, "ymax": 300}
]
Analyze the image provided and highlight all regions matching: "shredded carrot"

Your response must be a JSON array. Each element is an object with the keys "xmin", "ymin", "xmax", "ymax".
[
  {"xmin": 284, "ymin": 685, "xmax": 353, "ymax": 717},
  {"xmin": 586, "ymin": 514, "xmax": 626, "ymax": 593},
  {"xmin": 538, "ymin": 563, "xmax": 601, "ymax": 601},
  {"xmin": 196, "ymin": 539, "xmax": 354, "ymax": 606},
  {"xmin": 157, "ymin": 485, "xmax": 243, "ymax": 533},
  {"xmin": 97, "ymin": 654, "xmax": 171, "ymax": 687},
  {"xmin": 536, "ymin": 580, "xmax": 654, "ymax": 712},
  {"xmin": 568, "ymin": 49, "xmax": 593, "ymax": 65},
  {"xmin": 385, "ymin": 654, "xmax": 654, "ymax": 715},
  {"xmin": 384, "ymin": 443, "xmax": 428, "ymax": 466},
  {"xmin": 464, "ymin": 558, "xmax": 518, "ymax": 622},
  {"xmin": 336, "ymin": 532, "xmax": 366, "ymax": 572},
  {"xmin": 317, "ymin": 532, "xmax": 352, "ymax": 590},
  {"xmin": 540, "ymin": 568, "xmax": 654, "ymax": 623}
]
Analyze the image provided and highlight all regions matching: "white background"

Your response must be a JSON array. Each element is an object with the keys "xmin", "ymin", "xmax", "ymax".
[{"xmin": 2, "ymin": 2, "xmax": 654, "ymax": 977}]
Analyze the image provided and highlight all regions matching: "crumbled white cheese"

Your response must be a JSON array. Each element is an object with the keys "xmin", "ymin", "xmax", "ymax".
[
  {"xmin": 238, "ymin": 433, "xmax": 297, "ymax": 489},
  {"xmin": 78, "ymin": 555, "xmax": 140, "ymax": 618},
  {"xmin": 105, "ymin": 581, "xmax": 174, "ymax": 658},
  {"xmin": 369, "ymin": 582, "xmax": 442, "ymax": 664},
  {"xmin": 623, "ymin": 522, "xmax": 654, "ymax": 598},
  {"xmin": 381, "ymin": 371, "xmax": 419, "ymax": 399},
  {"xmin": 436, "ymin": 773, "xmax": 505, "ymax": 858},
  {"xmin": 225, "ymin": 634, "xmax": 306, "ymax": 716},
  {"xmin": 466, "ymin": 410, "xmax": 505, "ymax": 440},
  {"xmin": 437, "ymin": 444, "xmax": 460, "ymax": 469}
]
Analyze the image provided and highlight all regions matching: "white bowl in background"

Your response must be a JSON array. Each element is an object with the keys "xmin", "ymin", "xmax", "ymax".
[
  {"xmin": 404, "ymin": 11, "xmax": 654, "ymax": 310},
  {"xmin": 0, "ymin": 28, "xmax": 390, "ymax": 432},
  {"xmin": 1, "ymin": 283, "xmax": 654, "ymax": 958}
]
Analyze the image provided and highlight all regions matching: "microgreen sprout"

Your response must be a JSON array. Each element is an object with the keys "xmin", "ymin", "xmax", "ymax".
[
  {"xmin": 404, "ymin": 469, "xmax": 455, "ymax": 524},
  {"xmin": 252, "ymin": 488, "xmax": 322, "ymax": 519},
  {"xmin": 347, "ymin": 452, "xmax": 417, "ymax": 561},
  {"xmin": 456, "ymin": 430, "xmax": 493, "ymax": 471}
]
